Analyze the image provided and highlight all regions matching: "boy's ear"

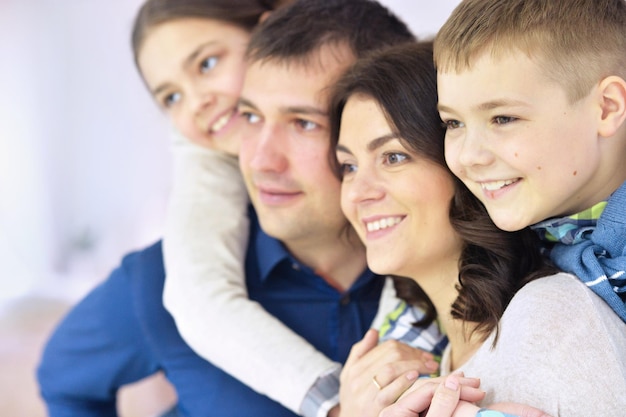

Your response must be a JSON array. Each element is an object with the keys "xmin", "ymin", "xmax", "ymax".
[{"xmin": 597, "ymin": 75, "xmax": 626, "ymax": 138}]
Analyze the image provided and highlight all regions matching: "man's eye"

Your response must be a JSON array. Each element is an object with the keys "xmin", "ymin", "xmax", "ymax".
[
  {"xmin": 163, "ymin": 92, "xmax": 181, "ymax": 108},
  {"xmin": 200, "ymin": 56, "xmax": 219, "ymax": 73},
  {"xmin": 241, "ymin": 112, "xmax": 261, "ymax": 124},
  {"xmin": 296, "ymin": 120, "xmax": 318, "ymax": 131},
  {"xmin": 442, "ymin": 119, "xmax": 463, "ymax": 130}
]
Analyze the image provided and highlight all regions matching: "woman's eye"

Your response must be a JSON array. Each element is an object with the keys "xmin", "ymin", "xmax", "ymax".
[
  {"xmin": 200, "ymin": 56, "xmax": 219, "ymax": 73},
  {"xmin": 493, "ymin": 115, "xmax": 517, "ymax": 125},
  {"xmin": 163, "ymin": 92, "xmax": 181, "ymax": 108},
  {"xmin": 442, "ymin": 119, "xmax": 464, "ymax": 130},
  {"xmin": 340, "ymin": 162, "xmax": 357, "ymax": 177},
  {"xmin": 384, "ymin": 152, "xmax": 408, "ymax": 165}
]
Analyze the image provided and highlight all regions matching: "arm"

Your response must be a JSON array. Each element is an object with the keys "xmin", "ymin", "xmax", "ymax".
[
  {"xmin": 37, "ymin": 251, "xmax": 160, "ymax": 417},
  {"xmin": 162, "ymin": 135, "xmax": 340, "ymax": 415}
]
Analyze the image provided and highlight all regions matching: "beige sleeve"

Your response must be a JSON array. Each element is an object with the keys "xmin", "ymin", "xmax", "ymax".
[{"xmin": 162, "ymin": 133, "xmax": 338, "ymax": 413}]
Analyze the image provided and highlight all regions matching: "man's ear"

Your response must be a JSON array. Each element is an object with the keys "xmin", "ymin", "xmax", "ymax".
[{"xmin": 597, "ymin": 75, "xmax": 626, "ymax": 138}]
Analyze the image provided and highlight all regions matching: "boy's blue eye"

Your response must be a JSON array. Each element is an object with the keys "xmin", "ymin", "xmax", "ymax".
[
  {"xmin": 200, "ymin": 56, "xmax": 218, "ymax": 73},
  {"xmin": 493, "ymin": 116, "xmax": 516, "ymax": 125}
]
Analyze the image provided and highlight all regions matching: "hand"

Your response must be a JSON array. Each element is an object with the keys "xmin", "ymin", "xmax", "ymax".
[
  {"xmin": 379, "ymin": 374, "xmax": 484, "ymax": 417},
  {"xmin": 486, "ymin": 402, "xmax": 552, "ymax": 417},
  {"xmin": 338, "ymin": 329, "xmax": 439, "ymax": 417}
]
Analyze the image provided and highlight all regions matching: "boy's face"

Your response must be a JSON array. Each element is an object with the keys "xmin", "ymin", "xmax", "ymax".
[
  {"xmin": 438, "ymin": 50, "xmax": 602, "ymax": 231},
  {"xmin": 238, "ymin": 44, "xmax": 354, "ymax": 250}
]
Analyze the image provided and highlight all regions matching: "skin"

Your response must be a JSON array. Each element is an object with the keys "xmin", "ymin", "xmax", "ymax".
[
  {"xmin": 438, "ymin": 50, "xmax": 626, "ymax": 231},
  {"xmin": 138, "ymin": 18, "xmax": 250, "ymax": 152},
  {"xmin": 337, "ymin": 95, "xmax": 462, "ymax": 279},
  {"xmin": 237, "ymin": 44, "xmax": 368, "ymax": 288},
  {"xmin": 336, "ymin": 94, "xmax": 471, "ymax": 415}
]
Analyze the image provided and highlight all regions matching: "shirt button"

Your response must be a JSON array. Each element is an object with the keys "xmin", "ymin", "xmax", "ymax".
[
  {"xmin": 291, "ymin": 262, "xmax": 300, "ymax": 271},
  {"xmin": 340, "ymin": 295, "xmax": 351, "ymax": 305}
]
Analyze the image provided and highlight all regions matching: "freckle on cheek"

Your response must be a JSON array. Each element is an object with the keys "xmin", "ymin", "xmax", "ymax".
[
  {"xmin": 573, "ymin": 171, "xmax": 577, "ymax": 176},
  {"xmin": 514, "ymin": 152, "xmax": 518, "ymax": 157},
  {"xmin": 536, "ymin": 166, "xmax": 542, "ymax": 170}
]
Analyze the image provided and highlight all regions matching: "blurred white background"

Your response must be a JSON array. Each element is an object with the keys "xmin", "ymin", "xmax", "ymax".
[{"xmin": 0, "ymin": 0, "xmax": 461, "ymax": 304}]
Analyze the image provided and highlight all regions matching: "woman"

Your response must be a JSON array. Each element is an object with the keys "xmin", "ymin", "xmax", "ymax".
[
  {"xmin": 130, "ymin": 0, "xmax": 351, "ymax": 413},
  {"xmin": 330, "ymin": 41, "xmax": 626, "ymax": 416}
]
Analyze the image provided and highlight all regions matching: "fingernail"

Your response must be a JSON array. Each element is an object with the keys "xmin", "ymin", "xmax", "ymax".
[
  {"xmin": 445, "ymin": 375, "xmax": 459, "ymax": 390},
  {"xmin": 425, "ymin": 360, "xmax": 439, "ymax": 370},
  {"xmin": 406, "ymin": 370, "xmax": 419, "ymax": 381}
]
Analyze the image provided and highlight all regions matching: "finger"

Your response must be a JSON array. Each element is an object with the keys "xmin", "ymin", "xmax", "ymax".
[
  {"xmin": 379, "ymin": 380, "xmax": 440, "ymax": 417},
  {"xmin": 423, "ymin": 375, "xmax": 463, "ymax": 417},
  {"xmin": 375, "ymin": 359, "xmax": 439, "ymax": 387},
  {"xmin": 488, "ymin": 402, "xmax": 552, "ymax": 417},
  {"xmin": 343, "ymin": 329, "xmax": 379, "ymax": 370},
  {"xmin": 374, "ymin": 370, "xmax": 420, "ymax": 409}
]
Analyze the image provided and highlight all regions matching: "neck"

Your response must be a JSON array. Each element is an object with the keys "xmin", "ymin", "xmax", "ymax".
[
  {"xmin": 286, "ymin": 231, "xmax": 367, "ymax": 291},
  {"xmin": 409, "ymin": 254, "xmax": 481, "ymax": 370}
]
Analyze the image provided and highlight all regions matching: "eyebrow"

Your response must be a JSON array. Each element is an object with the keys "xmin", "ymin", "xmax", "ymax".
[
  {"xmin": 237, "ymin": 98, "xmax": 328, "ymax": 118},
  {"xmin": 336, "ymin": 133, "xmax": 399, "ymax": 154},
  {"xmin": 438, "ymin": 98, "xmax": 529, "ymax": 113},
  {"xmin": 151, "ymin": 40, "xmax": 219, "ymax": 97}
]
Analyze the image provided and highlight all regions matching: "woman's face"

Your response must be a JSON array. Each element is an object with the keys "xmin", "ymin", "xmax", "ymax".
[
  {"xmin": 138, "ymin": 18, "xmax": 250, "ymax": 149},
  {"xmin": 336, "ymin": 95, "xmax": 463, "ymax": 278}
]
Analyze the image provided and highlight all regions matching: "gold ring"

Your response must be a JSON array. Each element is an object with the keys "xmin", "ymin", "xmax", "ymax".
[{"xmin": 372, "ymin": 375, "xmax": 382, "ymax": 390}]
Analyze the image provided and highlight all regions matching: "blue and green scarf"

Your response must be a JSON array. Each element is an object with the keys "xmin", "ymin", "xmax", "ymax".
[{"xmin": 531, "ymin": 182, "xmax": 626, "ymax": 323}]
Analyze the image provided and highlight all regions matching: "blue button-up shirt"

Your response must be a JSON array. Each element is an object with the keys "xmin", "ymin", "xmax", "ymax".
[{"xmin": 37, "ymin": 210, "xmax": 384, "ymax": 417}]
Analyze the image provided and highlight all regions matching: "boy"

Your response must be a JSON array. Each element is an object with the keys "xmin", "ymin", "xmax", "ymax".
[{"xmin": 435, "ymin": 0, "xmax": 626, "ymax": 322}]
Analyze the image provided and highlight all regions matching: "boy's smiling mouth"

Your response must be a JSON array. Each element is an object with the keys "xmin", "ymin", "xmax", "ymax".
[{"xmin": 479, "ymin": 178, "xmax": 519, "ymax": 191}]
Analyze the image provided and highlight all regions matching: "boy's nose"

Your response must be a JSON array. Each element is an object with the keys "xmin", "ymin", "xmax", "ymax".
[{"xmin": 455, "ymin": 130, "xmax": 494, "ymax": 168}]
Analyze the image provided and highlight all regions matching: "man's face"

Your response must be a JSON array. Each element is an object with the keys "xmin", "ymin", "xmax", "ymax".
[
  {"xmin": 238, "ymin": 45, "xmax": 354, "ymax": 248},
  {"xmin": 438, "ymin": 50, "xmax": 603, "ymax": 231}
]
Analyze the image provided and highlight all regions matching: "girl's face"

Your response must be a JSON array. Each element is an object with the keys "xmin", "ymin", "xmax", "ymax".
[
  {"xmin": 138, "ymin": 18, "xmax": 250, "ymax": 149},
  {"xmin": 336, "ymin": 95, "xmax": 463, "ymax": 279}
]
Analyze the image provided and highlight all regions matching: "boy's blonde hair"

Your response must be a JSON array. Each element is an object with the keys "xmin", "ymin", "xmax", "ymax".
[{"xmin": 434, "ymin": 0, "xmax": 626, "ymax": 102}]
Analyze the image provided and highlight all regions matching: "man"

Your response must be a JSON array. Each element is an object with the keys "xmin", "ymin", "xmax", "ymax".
[{"xmin": 37, "ymin": 1, "xmax": 430, "ymax": 416}]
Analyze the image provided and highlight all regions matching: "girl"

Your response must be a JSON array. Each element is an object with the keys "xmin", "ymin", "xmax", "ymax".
[{"xmin": 131, "ymin": 0, "xmax": 361, "ymax": 413}]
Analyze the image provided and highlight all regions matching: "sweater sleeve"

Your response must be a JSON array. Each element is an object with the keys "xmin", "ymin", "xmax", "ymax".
[
  {"xmin": 36, "ymin": 251, "xmax": 160, "ymax": 417},
  {"xmin": 162, "ymin": 134, "xmax": 339, "ymax": 415}
]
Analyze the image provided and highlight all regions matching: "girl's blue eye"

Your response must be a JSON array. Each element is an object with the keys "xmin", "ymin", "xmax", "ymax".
[
  {"xmin": 164, "ymin": 92, "xmax": 181, "ymax": 108},
  {"xmin": 200, "ymin": 56, "xmax": 218, "ymax": 73}
]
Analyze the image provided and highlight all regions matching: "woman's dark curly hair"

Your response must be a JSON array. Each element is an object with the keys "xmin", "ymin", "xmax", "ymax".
[{"xmin": 328, "ymin": 41, "xmax": 557, "ymax": 342}]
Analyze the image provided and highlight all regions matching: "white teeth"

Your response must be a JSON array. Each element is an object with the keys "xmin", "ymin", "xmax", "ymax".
[
  {"xmin": 210, "ymin": 112, "xmax": 231, "ymax": 133},
  {"xmin": 480, "ymin": 179, "xmax": 516, "ymax": 191},
  {"xmin": 366, "ymin": 217, "xmax": 402, "ymax": 232}
]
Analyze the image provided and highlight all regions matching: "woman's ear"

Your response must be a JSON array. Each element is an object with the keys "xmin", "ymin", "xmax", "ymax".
[
  {"xmin": 597, "ymin": 75, "xmax": 626, "ymax": 138},
  {"xmin": 259, "ymin": 11, "xmax": 272, "ymax": 24}
]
